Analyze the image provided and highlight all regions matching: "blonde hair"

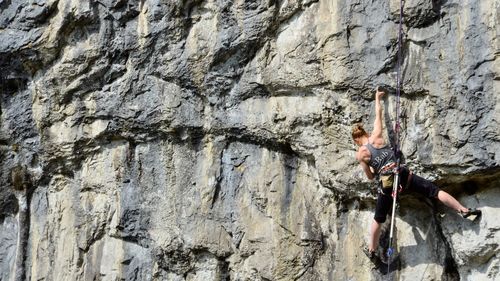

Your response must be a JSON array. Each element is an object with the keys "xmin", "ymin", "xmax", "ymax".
[{"xmin": 351, "ymin": 123, "xmax": 368, "ymax": 139}]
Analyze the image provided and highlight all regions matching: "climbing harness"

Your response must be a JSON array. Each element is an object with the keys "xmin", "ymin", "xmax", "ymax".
[{"xmin": 387, "ymin": 0, "xmax": 405, "ymax": 274}]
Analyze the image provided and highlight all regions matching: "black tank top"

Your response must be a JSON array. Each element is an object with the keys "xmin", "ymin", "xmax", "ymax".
[{"xmin": 365, "ymin": 143, "xmax": 396, "ymax": 174}]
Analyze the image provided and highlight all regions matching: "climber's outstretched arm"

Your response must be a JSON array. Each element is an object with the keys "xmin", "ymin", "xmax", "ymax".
[{"xmin": 371, "ymin": 89, "xmax": 385, "ymax": 141}]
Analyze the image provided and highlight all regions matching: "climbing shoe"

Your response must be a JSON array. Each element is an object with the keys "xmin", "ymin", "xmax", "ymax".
[
  {"xmin": 459, "ymin": 208, "xmax": 482, "ymax": 219},
  {"xmin": 363, "ymin": 247, "xmax": 383, "ymax": 268}
]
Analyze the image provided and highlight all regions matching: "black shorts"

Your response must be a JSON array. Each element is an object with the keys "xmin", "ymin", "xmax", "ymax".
[{"xmin": 374, "ymin": 167, "xmax": 440, "ymax": 224}]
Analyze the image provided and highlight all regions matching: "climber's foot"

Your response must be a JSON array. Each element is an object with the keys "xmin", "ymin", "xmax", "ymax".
[
  {"xmin": 459, "ymin": 208, "xmax": 481, "ymax": 219},
  {"xmin": 363, "ymin": 247, "xmax": 383, "ymax": 269}
]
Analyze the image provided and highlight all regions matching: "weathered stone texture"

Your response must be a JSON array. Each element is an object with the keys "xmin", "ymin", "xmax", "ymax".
[{"xmin": 0, "ymin": 0, "xmax": 499, "ymax": 280}]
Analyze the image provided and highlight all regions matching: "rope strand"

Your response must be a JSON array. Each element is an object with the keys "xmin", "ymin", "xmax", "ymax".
[
  {"xmin": 395, "ymin": 0, "xmax": 404, "ymax": 157},
  {"xmin": 388, "ymin": 0, "xmax": 404, "ymax": 274}
]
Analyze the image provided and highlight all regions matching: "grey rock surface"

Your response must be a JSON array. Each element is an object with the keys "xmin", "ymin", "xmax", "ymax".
[{"xmin": 0, "ymin": 0, "xmax": 499, "ymax": 280}]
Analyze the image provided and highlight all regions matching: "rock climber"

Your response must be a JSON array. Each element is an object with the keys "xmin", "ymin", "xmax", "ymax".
[{"xmin": 352, "ymin": 87, "xmax": 481, "ymax": 264}]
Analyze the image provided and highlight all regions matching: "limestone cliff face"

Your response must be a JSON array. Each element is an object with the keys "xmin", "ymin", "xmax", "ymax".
[{"xmin": 0, "ymin": 0, "xmax": 498, "ymax": 280}]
